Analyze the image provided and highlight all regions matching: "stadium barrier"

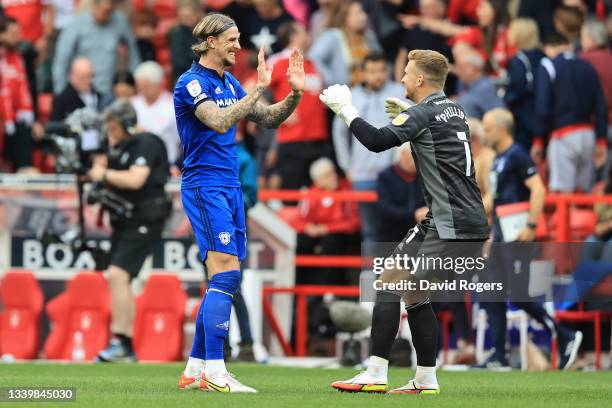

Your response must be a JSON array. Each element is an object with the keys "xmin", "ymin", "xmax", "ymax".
[{"xmin": 259, "ymin": 190, "xmax": 612, "ymax": 364}]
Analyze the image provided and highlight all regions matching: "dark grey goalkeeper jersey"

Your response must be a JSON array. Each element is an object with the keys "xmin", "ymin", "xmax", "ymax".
[{"xmin": 350, "ymin": 91, "xmax": 489, "ymax": 240}]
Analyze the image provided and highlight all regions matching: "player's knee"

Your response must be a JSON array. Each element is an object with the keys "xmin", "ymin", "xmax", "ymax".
[
  {"xmin": 107, "ymin": 266, "xmax": 130, "ymax": 287},
  {"xmin": 208, "ymin": 269, "xmax": 241, "ymax": 297}
]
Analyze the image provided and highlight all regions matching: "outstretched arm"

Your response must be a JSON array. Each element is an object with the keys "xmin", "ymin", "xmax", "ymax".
[
  {"xmin": 246, "ymin": 91, "xmax": 302, "ymax": 129},
  {"xmin": 195, "ymin": 86, "xmax": 266, "ymax": 134},
  {"xmin": 247, "ymin": 48, "xmax": 305, "ymax": 129},
  {"xmin": 194, "ymin": 47, "xmax": 272, "ymax": 133}
]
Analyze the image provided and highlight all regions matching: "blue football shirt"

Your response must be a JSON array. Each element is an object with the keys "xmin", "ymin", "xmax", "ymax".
[
  {"xmin": 174, "ymin": 62, "xmax": 247, "ymax": 189},
  {"xmin": 489, "ymin": 143, "xmax": 537, "ymax": 208}
]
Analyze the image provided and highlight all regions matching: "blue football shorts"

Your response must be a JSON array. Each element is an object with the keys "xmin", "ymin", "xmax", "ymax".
[{"xmin": 181, "ymin": 186, "xmax": 247, "ymax": 262}]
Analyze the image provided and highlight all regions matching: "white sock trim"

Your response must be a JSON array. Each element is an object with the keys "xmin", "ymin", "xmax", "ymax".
[
  {"xmin": 367, "ymin": 355, "xmax": 389, "ymax": 379},
  {"xmin": 415, "ymin": 365, "xmax": 438, "ymax": 386},
  {"xmin": 204, "ymin": 359, "xmax": 227, "ymax": 377},
  {"xmin": 184, "ymin": 357, "xmax": 205, "ymax": 377}
]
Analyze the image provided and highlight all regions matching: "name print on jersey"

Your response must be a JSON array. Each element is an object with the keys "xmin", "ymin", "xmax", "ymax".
[{"xmin": 435, "ymin": 106, "xmax": 466, "ymax": 123}]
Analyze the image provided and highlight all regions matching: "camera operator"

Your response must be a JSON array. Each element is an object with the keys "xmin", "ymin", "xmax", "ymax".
[{"xmin": 87, "ymin": 99, "xmax": 170, "ymax": 362}]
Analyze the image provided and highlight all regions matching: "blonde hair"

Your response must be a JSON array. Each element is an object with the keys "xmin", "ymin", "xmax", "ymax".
[
  {"xmin": 407, "ymin": 49, "xmax": 449, "ymax": 89},
  {"xmin": 509, "ymin": 18, "xmax": 540, "ymax": 50},
  {"xmin": 486, "ymin": 108, "xmax": 514, "ymax": 135},
  {"xmin": 192, "ymin": 13, "xmax": 236, "ymax": 57}
]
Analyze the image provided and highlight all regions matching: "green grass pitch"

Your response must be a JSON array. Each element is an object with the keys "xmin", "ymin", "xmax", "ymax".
[{"xmin": 0, "ymin": 363, "xmax": 611, "ymax": 408}]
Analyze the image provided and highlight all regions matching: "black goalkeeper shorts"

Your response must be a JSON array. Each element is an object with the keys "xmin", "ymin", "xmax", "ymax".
[{"xmin": 109, "ymin": 223, "xmax": 163, "ymax": 279}]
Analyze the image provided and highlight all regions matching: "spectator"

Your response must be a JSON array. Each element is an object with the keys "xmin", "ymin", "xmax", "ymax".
[
  {"xmin": 53, "ymin": 0, "xmax": 140, "ymax": 98},
  {"xmin": 1, "ymin": 0, "xmax": 54, "ymax": 52},
  {"xmin": 478, "ymin": 108, "xmax": 582, "ymax": 370},
  {"xmin": 393, "ymin": 0, "xmax": 452, "ymax": 83},
  {"xmin": 132, "ymin": 9, "xmax": 158, "ymax": 63},
  {"xmin": 0, "ymin": 17, "xmax": 36, "ymax": 172},
  {"xmin": 533, "ymin": 33, "xmax": 608, "ymax": 192},
  {"xmin": 309, "ymin": 0, "xmax": 336, "ymax": 41},
  {"xmin": 504, "ymin": 18, "xmax": 546, "ymax": 151},
  {"xmin": 376, "ymin": 143, "xmax": 427, "ymax": 243},
  {"xmin": 403, "ymin": 0, "xmax": 513, "ymax": 73},
  {"xmin": 168, "ymin": 0, "xmax": 203, "ymax": 85},
  {"xmin": 292, "ymin": 157, "xmax": 360, "ymax": 286},
  {"xmin": 268, "ymin": 21, "xmax": 330, "ymax": 190},
  {"xmin": 579, "ymin": 166, "xmax": 612, "ymax": 263},
  {"xmin": 455, "ymin": 50, "xmax": 505, "ymax": 119},
  {"xmin": 580, "ymin": 20, "xmax": 612, "ymax": 143},
  {"xmin": 50, "ymin": 57, "xmax": 103, "ymax": 121},
  {"xmin": 242, "ymin": 0, "xmax": 294, "ymax": 53},
  {"xmin": 333, "ymin": 52, "xmax": 405, "ymax": 244},
  {"xmin": 52, "ymin": 0, "xmax": 76, "ymax": 31},
  {"xmin": 112, "ymin": 70, "xmax": 136, "ymax": 99},
  {"xmin": 309, "ymin": 0, "xmax": 381, "ymax": 87},
  {"xmin": 468, "ymin": 117, "xmax": 495, "ymax": 203},
  {"xmin": 517, "ymin": 0, "xmax": 557, "ymax": 42},
  {"xmin": 554, "ymin": 5, "xmax": 584, "ymax": 51},
  {"xmin": 131, "ymin": 61, "xmax": 181, "ymax": 168}
]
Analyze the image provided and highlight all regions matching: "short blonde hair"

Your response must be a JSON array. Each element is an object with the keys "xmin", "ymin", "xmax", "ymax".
[
  {"xmin": 509, "ymin": 18, "xmax": 540, "ymax": 50},
  {"xmin": 485, "ymin": 108, "xmax": 514, "ymax": 135},
  {"xmin": 192, "ymin": 13, "xmax": 236, "ymax": 56},
  {"xmin": 407, "ymin": 49, "xmax": 449, "ymax": 88}
]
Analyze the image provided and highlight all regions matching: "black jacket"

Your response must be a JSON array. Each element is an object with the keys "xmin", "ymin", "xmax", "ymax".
[{"xmin": 50, "ymin": 83, "xmax": 102, "ymax": 122}]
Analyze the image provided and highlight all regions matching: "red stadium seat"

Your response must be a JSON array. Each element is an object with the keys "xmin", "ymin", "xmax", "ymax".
[
  {"xmin": 44, "ymin": 272, "xmax": 111, "ymax": 360},
  {"xmin": 37, "ymin": 93, "xmax": 53, "ymax": 124},
  {"xmin": 133, "ymin": 274, "xmax": 187, "ymax": 361},
  {"xmin": 0, "ymin": 270, "xmax": 44, "ymax": 359}
]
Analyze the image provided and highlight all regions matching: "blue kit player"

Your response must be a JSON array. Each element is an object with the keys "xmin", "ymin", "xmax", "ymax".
[{"xmin": 174, "ymin": 13, "xmax": 304, "ymax": 393}]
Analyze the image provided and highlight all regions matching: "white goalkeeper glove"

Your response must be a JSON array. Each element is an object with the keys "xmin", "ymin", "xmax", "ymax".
[
  {"xmin": 384, "ymin": 97, "xmax": 411, "ymax": 120},
  {"xmin": 319, "ymin": 84, "xmax": 360, "ymax": 127}
]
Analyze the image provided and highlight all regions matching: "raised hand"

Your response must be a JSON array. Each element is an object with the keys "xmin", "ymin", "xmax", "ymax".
[
  {"xmin": 319, "ymin": 84, "xmax": 353, "ymax": 115},
  {"xmin": 256, "ymin": 47, "xmax": 273, "ymax": 88},
  {"xmin": 286, "ymin": 47, "xmax": 305, "ymax": 93},
  {"xmin": 384, "ymin": 97, "xmax": 411, "ymax": 119}
]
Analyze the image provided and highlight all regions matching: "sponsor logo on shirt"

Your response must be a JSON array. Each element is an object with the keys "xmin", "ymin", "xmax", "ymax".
[
  {"xmin": 216, "ymin": 98, "xmax": 238, "ymax": 108},
  {"xmin": 215, "ymin": 86, "xmax": 223, "ymax": 94}
]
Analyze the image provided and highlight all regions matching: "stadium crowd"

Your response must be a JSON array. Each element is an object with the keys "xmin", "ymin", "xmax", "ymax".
[{"xmin": 1, "ymin": 0, "xmax": 611, "ymax": 366}]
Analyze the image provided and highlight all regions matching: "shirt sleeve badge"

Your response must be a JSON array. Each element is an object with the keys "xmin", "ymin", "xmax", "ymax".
[{"xmin": 187, "ymin": 79, "xmax": 203, "ymax": 97}]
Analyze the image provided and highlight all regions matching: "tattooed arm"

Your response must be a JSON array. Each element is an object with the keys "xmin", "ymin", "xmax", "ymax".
[
  {"xmin": 247, "ymin": 47, "xmax": 306, "ymax": 129},
  {"xmin": 246, "ymin": 90, "xmax": 303, "ymax": 129},
  {"xmin": 195, "ymin": 86, "xmax": 266, "ymax": 134},
  {"xmin": 193, "ymin": 47, "xmax": 272, "ymax": 133}
]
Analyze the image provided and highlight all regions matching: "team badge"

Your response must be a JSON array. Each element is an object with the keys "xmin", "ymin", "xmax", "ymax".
[
  {"xmin": 229, "ymin": 83, "xmax": 236, "ymax": 96},
  {"xmin": 392, "ymin": 113, "xmax": 410, "ymax": 126},
  {"xmin": 219, "ymin": 232, "xmax": 231, "ymax": 245},
  {"xmin": 187, "ymin": 79, "xmax": 202, "ymax": 97}
]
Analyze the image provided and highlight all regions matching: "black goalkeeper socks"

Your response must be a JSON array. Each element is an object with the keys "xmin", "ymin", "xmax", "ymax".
[
  {"xmin": 407, "ymin": 302, "xmax": 438, "ymax": 367},
  {"xmin": 370, "ymin": 291, "xmax": 402, "ymax": 360}
]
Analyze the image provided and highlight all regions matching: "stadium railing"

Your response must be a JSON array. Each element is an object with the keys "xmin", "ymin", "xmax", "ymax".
[{"xmin": 259, "ymin": 190, "xmax": 612, "ymax": 364}]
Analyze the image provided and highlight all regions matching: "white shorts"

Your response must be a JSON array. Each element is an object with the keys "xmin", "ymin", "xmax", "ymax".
[{"xmin": 547, "ymin": 128, "xmax": 595, "ymax": 192}]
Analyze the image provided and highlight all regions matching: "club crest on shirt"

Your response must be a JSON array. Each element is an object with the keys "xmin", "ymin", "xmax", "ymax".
[
  {"xmin": 229, "ymin": 83, "xmax": 236, "ymax": 96},
  {"xmin": 392, "ymin": 113, "xmax": 410, "ymax": 126},
  {"xmin": 187, "ymin": 79, "xmax": 202, "ymax": 97},
  {"xmin": 218, "ymin": 232, "xmax": 231, "ymax": 245}
]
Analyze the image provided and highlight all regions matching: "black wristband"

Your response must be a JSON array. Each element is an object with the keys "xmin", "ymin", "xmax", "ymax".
[{"xmin": 527, "ymin": 221, "xmax": 537, "ymax": 230}]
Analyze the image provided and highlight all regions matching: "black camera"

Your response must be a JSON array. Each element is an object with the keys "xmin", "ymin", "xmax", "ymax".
[{"xmin": 40, "ymin": 108, "xmax": 104, "ymax": 174}]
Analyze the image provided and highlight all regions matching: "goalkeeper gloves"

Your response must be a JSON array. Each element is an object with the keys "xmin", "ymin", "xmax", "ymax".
[
  {"xmin": 384, "ymin": 97, "xmax": 411, "ymax": 120},
  {"xmin": 319, "ymin": 84, "xmax": 360, "ymax": 127}
]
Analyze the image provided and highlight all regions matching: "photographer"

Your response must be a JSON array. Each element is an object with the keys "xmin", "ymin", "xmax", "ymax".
[{"xmin": 87, "ymin": 99, "xmax": 170, "ymax": 362}]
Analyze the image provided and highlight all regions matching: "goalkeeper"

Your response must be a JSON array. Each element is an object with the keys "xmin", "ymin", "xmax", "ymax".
[{"xmin": 320, "ymin": 49, "xmax": 489, "ymax": 394}]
